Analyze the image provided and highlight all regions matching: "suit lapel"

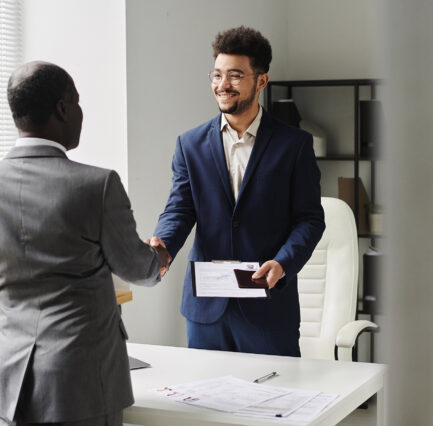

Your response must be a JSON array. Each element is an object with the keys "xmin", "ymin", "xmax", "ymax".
[
  {"xmin": 208, "ymin": 116, "xmax": 235, "ymax": 208},
  {"xmin": 236, "ymin": 110, "xmax": 273, "ymax": 204}
]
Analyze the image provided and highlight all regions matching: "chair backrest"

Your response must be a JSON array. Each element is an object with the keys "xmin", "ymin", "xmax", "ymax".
[{"xmin": 298, "ymin": 197, "xmax": 358, "ymax": 360}]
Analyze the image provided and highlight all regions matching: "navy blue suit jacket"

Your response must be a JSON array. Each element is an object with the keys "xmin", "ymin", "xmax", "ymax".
[{"xmin": 155, "ymin": 109, "xmax": 325, "ymax": 330}]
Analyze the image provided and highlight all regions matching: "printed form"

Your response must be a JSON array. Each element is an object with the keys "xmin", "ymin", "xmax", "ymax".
[
  {"xmin": 193, "ymin": 261, "xmax": 268, "ymax": 298},
  {"xmin": 152, "ymin": 376, "xmax": 338, "ymax": 420}
]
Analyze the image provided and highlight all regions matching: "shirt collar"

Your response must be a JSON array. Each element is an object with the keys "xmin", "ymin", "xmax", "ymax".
[
  {"xmin": 220, "ymin": 105, "xmax": 263, "ymax": 137},
  {"xmin": 15, "ymin": 137, "xmax": 67, "ymax": 153}
]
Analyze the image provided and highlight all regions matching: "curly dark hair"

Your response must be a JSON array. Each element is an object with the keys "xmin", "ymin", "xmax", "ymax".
[
  {"xmin": 212, "ymin": 26, "xmax": 272, "ymax": 73},
  {"xmin": 7, "ymin": 63, "xmax": 75, "ymax": 131}
]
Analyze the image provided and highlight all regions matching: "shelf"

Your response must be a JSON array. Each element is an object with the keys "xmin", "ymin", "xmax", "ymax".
[
  {"xmin": 267, "ymin": 78, "xmax": 383, "ymax": 364},
  {"xmin": 358, "ymin": 233, "xmax": 383, "ymax": 239},
  {"xmin": 316, "ymin": 155, "xmax": 353, "ymax": 161},
  {"xmin": 268, "ymin": 78, "xmax": 382, "ymax": 87},
  {"xmin": 357, "ymin": 310, "xmax": 376, "ymax": 317},
  {"xmin": 316, "ymin": 155, "xmax": 378, "ymax": 161},
  {"xmin": 266, "ymin": 79, "xmax": 383, "ymax": 241}
]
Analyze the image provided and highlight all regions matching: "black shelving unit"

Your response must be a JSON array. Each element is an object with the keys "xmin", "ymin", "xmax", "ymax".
[
  {"xmin": 265, "ymin": 79, "xmax": 381, "ymax": 229},
  {"xmin": 265, "ymin": 79, "xmax": 382, "ymax": 361}
]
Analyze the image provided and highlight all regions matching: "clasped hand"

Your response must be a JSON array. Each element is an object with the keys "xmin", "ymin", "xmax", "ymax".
[{"xmin": 146, "ymin": 236, "xmax": 171, "ymax": 277}]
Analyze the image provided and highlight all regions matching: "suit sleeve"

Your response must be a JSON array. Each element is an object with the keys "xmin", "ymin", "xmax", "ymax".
[
  {"xmin": 100, "ymin": 171, "xmax": 161, "ymax": 286},
  {"xmin": 273, "ymin": 133, "xmax": 325, "ymax": 280},
  {"xmin": 154, "ymin": 136, "xmax": 197, "ymax": 259}
]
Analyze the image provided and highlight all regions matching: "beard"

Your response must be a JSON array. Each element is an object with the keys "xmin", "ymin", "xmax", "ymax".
[{"xmin": 216, "ymin": 83, "xmax": 257, "ymax": 115}]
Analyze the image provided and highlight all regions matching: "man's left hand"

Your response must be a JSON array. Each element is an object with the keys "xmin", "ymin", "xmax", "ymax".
[{"xmin": 252, "ymin": 260, "xmax": 284, "ymax": 289}]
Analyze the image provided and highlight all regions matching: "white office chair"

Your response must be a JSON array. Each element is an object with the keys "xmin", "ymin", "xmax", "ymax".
[{"xmin": 298, "ymin": 197, "xmax": 378, "ymax": 361}]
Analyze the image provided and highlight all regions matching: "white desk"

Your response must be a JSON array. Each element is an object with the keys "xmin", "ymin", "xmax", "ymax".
[{"xmin": 125, "ymin": 343, "xmax": 386, "ymax": 426}]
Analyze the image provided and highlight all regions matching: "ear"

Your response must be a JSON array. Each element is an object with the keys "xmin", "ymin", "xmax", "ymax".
[
  {"xmin": 256, "ymin": 73, "xmax": 270, "ymax": 93},
  {"xmin": 55, "ymin": 99, "xmax": 68, "ymax": 122}
]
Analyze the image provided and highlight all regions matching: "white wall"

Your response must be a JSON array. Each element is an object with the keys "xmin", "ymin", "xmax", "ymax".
[
  {"xmin": 286, "ymin": 0, "xmax": 381, "ymax": 80},
  {"xmin": 123, "ymin": 0, "xmax": 289, "ymax": 346},
  {"xmin": 22, "ymin": 0, "xmax": 128, "ymax": 185}
]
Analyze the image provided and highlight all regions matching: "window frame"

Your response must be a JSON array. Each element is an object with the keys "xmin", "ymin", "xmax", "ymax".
[{"xmin": 0, "ymin": 0, "xmax": 22, "ymax": 159}]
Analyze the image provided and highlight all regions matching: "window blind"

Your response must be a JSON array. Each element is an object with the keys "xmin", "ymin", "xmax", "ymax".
[{"xmin": 0, "ymin": 0, "xmax": 21, "ymax": 159}]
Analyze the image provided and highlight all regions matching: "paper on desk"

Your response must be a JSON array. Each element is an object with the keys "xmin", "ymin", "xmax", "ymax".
[
  {"xmin": 193, "ymin": 261, "xmax": 267, "ymax": 298},
  {"xmin": 152, "ymin": 376, "xmax": 290, "ymax": 412},
  {"xmin": 152, "ymin": 376, "xmax": 339, "ymax": 421},
  {"xmin": 286, "ymin": 393, "xmax": 339, "ymax": 422},
  {"xmin": 237, "ymin": 388, "xmax": 320, "ymax": 418}
]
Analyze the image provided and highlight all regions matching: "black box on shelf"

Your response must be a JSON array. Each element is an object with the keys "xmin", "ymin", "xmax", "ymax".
[
  {"xmin": 359, "ymin": 100, "xmax": 383, "ymax": 158},
  {"xmin": 271, "ymin": 99, "xmax": 301, "ymax": 127},
  {"xmin": 363, "ymin": 250, "xmax": 383, "ymax": 315}
]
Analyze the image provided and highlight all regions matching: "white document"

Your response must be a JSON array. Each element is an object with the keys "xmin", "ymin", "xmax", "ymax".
[
  {"xmin": 193, "ymin": 261, "xmax": 268, "ymax": 298},
  {"xmin": 152, "ymin": 376, "xmax": 289, "ymax": 412},
  {"xmin": 237, "ymin": 388, "xmax": 320, "ymax": 418},
  {"xmin": 286, "ymin": 393, "xmax": 339, "ymax": 422},
  {"xmin": 153, "ymin": 376, "xmax": 339, "ymax": 421}
]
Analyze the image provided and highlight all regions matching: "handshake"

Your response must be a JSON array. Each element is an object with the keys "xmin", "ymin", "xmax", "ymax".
[{"xmin": 146, "ymin": 236, "xmax": 172, "ymax": 278}]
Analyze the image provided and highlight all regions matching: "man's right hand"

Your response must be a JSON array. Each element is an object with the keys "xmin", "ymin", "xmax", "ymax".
[{"xmin": 147, "ymin": 236, "xmax": 171, "ymax": 277}]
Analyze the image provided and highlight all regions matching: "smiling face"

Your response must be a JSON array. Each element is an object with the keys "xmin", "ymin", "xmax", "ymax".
[{"xmin": 211, "ymin": 54, "xmax": 263, "ymax": 116}]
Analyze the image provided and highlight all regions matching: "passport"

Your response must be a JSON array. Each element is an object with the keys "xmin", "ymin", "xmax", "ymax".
[{"xmin": 234, "ymin": 269, "xmax": 268, "ymax": 289}]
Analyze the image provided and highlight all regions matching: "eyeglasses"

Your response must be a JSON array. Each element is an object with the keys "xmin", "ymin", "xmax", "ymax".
[{"xmin": 208, "ymin": 71, "xmax": 260, "ymax": 86}]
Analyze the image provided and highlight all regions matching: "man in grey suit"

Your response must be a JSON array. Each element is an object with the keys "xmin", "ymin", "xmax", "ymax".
[{"xmin": 0, "ymin": 62, "xmax": 170, "ymax": 426}]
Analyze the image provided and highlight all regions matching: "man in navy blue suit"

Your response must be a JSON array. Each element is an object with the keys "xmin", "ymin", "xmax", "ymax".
[{"xmin": 152, "ymin": 26, "xmax": 325, "ymax": 356}]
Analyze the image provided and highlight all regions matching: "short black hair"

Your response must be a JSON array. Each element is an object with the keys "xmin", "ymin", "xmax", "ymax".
[
  {"xmin": 7, "ymin": 63, "xmax": 75, "ymax": 131},
  {"xmin": 212, "ymin": 26, "xmax": 272, "ymax": 73}
]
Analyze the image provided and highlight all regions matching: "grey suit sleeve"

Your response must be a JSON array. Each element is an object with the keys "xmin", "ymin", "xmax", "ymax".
[{"xmin": 100, "ymin": 171, "xmax": 161, "ymax": 286}]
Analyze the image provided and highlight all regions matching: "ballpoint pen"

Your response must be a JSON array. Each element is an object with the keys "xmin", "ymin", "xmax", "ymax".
[{"xmin": 253, "ymin": 371, "xmax": 278, "ymax": 383}]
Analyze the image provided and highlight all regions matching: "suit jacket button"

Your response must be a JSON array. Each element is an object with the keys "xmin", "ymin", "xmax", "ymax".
[{"xmin": 232, "ymin": 221, "xmax": 240, "ymax": 228}]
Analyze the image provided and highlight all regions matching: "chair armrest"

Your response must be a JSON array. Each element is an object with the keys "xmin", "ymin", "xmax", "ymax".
[{"xmin": 336, "ymin": 320, "xmax": 379, "ymax": 361}]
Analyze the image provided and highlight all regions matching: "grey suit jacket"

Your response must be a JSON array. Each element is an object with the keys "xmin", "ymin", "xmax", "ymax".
[{"xmin": 0, "ymin": 145, "xmax": 161, "ymax": 424}]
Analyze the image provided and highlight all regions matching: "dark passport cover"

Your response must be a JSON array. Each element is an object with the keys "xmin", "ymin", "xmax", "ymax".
[{"xmin": 234, "ymin": 269, "xmax": 268, "ymax": 289}]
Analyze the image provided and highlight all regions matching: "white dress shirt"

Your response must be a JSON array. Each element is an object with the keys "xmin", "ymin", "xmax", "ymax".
[
  {"xmin": 15, "ymin": 137, "xmax": 66, "ymax": 153},
  {"xmin": 221, "ymin": 106, "xmax": 263, "ymax": 200}
]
